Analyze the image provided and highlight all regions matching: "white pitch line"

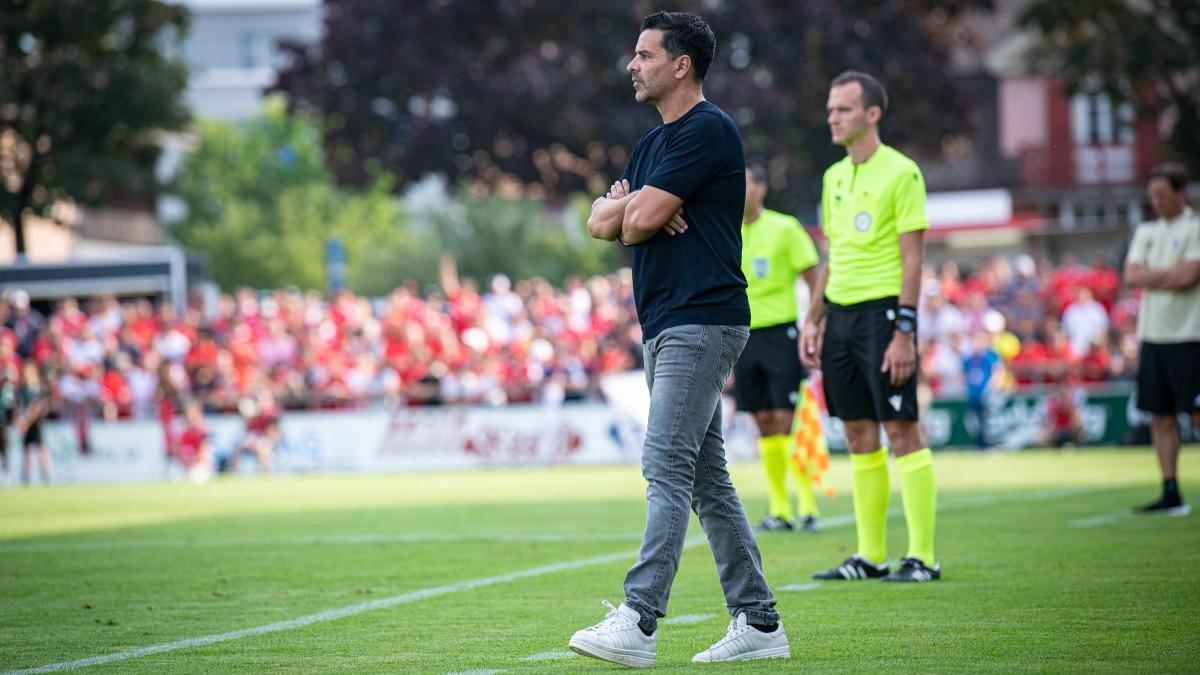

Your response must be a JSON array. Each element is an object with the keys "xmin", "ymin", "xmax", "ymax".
[
  {"xmin": 521, "ymin": 649, "xmax": 578, "ymax": 661},
  {"xmin": 1067, "ymin": 510, "xmax": 1130, "ymax": 528},
  {"xmin": 777, "ymin": 582, "xmax": 822, "ymax": 592},
  {"xmin": 0, "ymin": 532, "xmax": 646, "ymax": 554},
  {"xmin": 4, "ymin": 543, "xmax": 680, "ymax": 675},
  {"xmin": 662, "ymin": 613, "xmax": 717, "ymax": 625},
  {"xmin": 7, "ymin": 486, "xmax": 1115, "ymax": 673}
]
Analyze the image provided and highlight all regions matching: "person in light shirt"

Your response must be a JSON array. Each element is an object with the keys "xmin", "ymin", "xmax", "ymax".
[
  {"xmin": 1124, "ymin": 162, "xmax": 1200, "ymax": 515},
  {"xmin": 1061, "ymin": 287, "xmax": 1109, "ymax": 356}
]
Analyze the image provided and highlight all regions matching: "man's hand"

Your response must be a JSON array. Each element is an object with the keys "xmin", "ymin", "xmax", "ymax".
[
  {"xmin": 589, "ymin": 181, "xmax": 637, "ymax": 241},
  {"xmin": 664, "ymin": 207, "xmax": 688, "ymax": 236},
  {"xmin": 607, "ymin": 179, "xmax": 630, "ymax": 199},
  {"xmin": 800, "ymin": 319, "xmax": 824, "ymax": 369},
  {"xmin": 881, "ymin": 331, "xmax": 916, "ymax": 387}
]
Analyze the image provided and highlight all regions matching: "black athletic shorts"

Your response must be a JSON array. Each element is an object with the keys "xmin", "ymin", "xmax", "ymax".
[
  {"xmin": 22, "ymin": 421, "xmax": 42, "ymax": 447},
  {"xmin": 822, "ymin": 296, "xmax": 919, "ymax": 422},
  {"xmin": 1136, "ymin": 341, "xmax": 1200, "ymax": 414},
  {"xmin": 733, "ymin": 322, "xmax": 807, "ymax": 413}
]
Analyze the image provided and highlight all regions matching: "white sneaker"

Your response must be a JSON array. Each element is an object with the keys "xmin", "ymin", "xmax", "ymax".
[
  {"xmin": 568, "ymin": 600, "xmax": 656, "ymax": 668},
  {"xmin": 692, "ymin": 613, "xmax": 790, "ymax": 663}
]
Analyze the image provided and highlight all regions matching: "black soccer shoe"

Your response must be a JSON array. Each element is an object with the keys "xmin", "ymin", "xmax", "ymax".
[
  {"xmin": 798, "ymin": 515, "xmax": 821, "ymax": 533},
  {"xmin": 881, "ymin": 557, "xmax": 941, "ymax": 582},
  {"xmin": 812, "ymin": 555, "xmax": 889, "ymax": 580},
  {"xmin": 1134, "ymin": 494, "xmax": 1191, "ymax": 516},
  {"xmin": 756, "ymin": 515, "xmax": 794, "ymax": 532}
]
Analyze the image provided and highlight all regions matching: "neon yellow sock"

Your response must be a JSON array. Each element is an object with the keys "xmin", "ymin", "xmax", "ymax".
[
  {"xmin": 897, "ymin": 448, "xmax": 936, "ymax": 564},
  {"xmin": 851, "ymin": 448, "xmax": 890, "ymax": 564},
  {"xmin": 760, "ymin": 435, "xmax": 793, "ymax": 520},
  {"xmin": 793, "ymin": 459, "xmax": 819, "ymax": 517}
]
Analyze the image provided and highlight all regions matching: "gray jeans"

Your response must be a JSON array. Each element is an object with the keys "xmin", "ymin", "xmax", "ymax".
[{"xmin": 623, "ymin": 324, "xmax": 779, "ymax": 627}]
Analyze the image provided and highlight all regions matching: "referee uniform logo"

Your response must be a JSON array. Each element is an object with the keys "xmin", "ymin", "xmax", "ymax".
[{"xmin": 854, "ymin": 212, "xmax": 872, "ymax": 232}]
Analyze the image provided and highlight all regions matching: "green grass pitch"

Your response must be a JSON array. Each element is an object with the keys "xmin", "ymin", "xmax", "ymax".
[{"xmin": 1, "ymin": 448, "xmax": 1197, "ymax": 673}]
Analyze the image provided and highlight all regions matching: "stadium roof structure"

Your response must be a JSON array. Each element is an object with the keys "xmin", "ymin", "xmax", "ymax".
[{"xmin": 0, "ymin": 247, "xmax": 208, "ymax": 311}]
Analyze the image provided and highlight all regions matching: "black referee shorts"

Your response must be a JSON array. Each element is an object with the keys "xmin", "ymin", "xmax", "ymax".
[
  {"xmin": 1136, "ymin": 341, "xmax": 1200, "ymax": 414},
  {"xmin": 821, "ymin": 296, "xmax": 919, "ymax": 422},
  {"xmin": 733, "ymin": 322, "xmax": 807, "ymax": 413}
]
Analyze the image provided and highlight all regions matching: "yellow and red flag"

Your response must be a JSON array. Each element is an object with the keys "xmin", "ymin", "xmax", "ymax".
[{"xmin": 791, "ymin": 378, "xmax": 835, "ymax": 498}]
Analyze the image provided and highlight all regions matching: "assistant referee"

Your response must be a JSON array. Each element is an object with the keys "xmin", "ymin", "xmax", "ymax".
[
  {"xmin": 734, "ymin": 163, "xmax": 821, "ymax": 533},
  {"xmin": 800, "ymin": 71, "xmax": 939, "ymax": 583}
]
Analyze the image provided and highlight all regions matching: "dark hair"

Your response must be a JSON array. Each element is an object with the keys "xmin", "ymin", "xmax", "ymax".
[
  {"xmin": 745, "ymin": 161, "xmax": 767, "ymax": 185},
  {"xmin": 831, "ymin": 70, "xmax": 889, "ymax": 117},
  {"xmin": 640, "ymin": 11, "xmax": 716, "ymax": 82},
  {"xmin": 1149, "ymin": 162, "xmax": 1188, "ymax": 192}
]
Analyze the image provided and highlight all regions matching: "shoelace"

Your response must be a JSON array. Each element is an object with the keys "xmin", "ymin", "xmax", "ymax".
[
  {"xmin": 710, "ymin": 618, "xmax": 754, "ymax": 649},
  {"xmin": 590, "ymin": 600, "xmax": 630, "ymax": 633}
]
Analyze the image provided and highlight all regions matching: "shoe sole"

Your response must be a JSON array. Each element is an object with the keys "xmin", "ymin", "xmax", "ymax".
[
  {"xmin": 693, "ymin": 645, "xmax": 792, "ymax": 662},
  {"xmin": 1137, "ymin": 504, "xmax": 1191, "ymax": 516},
  {"xmin": 568, "ymin": 636, "xmax": 655, "ymax": 668},
  {"xmin": 811, "ymin": 571, "xmax": 887, "ymax": 581}
]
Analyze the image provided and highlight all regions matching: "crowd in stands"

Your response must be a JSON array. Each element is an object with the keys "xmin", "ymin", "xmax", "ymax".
[
  {"xmin": 917, "ymin": 252, "xmax": 1137, "ymax": 399},
  {"xmin": 0, "ymin": 257, "xmax": 643, "ymax": 426},
  {"xmin": 1, "ymin": 252, "xmax": 1140, "ymax": 440}
]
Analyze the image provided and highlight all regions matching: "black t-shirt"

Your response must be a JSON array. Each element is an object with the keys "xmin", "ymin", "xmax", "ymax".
[{"xmin": 620, "ymin": 100, "xmax": 750, "ymax": 341}]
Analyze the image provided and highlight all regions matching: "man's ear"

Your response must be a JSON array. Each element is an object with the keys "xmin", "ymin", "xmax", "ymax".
[
  {"xmin": 866, "ymin": 106, "xmax": 882, "ymax": 125},
  {"xmin": 675, "ymin": 54, "xmax": 692, "ymax": 80}
]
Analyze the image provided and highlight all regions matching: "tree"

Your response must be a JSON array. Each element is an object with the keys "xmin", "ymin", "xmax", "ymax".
[
  {"xmin": 273, "ymin": 0, "xmax": 989, "ymax": 220},
  {"xmin": 417, "ymin": 191, "xmax": 620, "ymax": 287},
  {"xmin": 1020, "ymin": 0, "xmax": 1200, "ymax": 170},
  {"xmin": 0, "ymin": 0, "xmax": 189, "ymax": 257},
  {"xmin": 173, "ymin": 101, "xmax": 618, "ymax": 293},
  {"xmin": 171, "ymin": 100, "xmax": 416, "ymax": 292}
]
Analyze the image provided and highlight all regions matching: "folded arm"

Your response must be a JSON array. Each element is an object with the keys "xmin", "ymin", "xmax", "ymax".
[
  {"xmin": 621, "ymin": 185, "xmax": 684, "ymax": 245},
  {"xmin": 1125, "ymin": 260, "xmax": 1200, "ymax": 291},
  {"xmin": 587, "ymin": 180, "xmax": 638, "ymax": 241}
]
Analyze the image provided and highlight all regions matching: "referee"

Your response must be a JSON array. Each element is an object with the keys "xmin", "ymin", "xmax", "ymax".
[
  {"xmin": 800, "ymin": 71, "xmax": 939, "ymax": 582},
  {"xmin": 734, "ymin": 163, "xmax": 822, "ymax": 533}
]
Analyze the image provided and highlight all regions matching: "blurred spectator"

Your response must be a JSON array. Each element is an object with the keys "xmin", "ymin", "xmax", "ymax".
[
  {"xmin": 229, "ymin": 390, "xmax": 281, "ymax": 473},
  {"xmin": 99, "ymin": 354, "xmax": 133, "ymax": 421},
  {"xmin": 15, "ymin": 362, "xmax": 51, "ymax": 484},
  {"xmin": 1042, "ymin": 381, "xmax": 1085, "ymax": 447},
  {"xmin": 919, "ymin": 290, "xmax": 964, "ymax": 345},
  {"xmin": 0, "ymin": 337, "xmax": 17, "ymax": 473},
  {"xmin": 1077, "ymin": 334, "xmax": 1113, "ymax": 384},
  {"xmin": 58, "ymin": 363, "xmax": 100, "ymax": 455},
  {"xmin": 5, "ymin": 290, "xmax": 45, "ymax": 359},
  {"xmin": 175, "ymin": 399, "xmax": 213, "ymax": 483},
  {"xmin": 127, "ymin": 351, "xmax": 159, "ymax": 420},
  {"xmin": 1062, "ymin": 287, "xmax": 1109, "ymax": 356},
  {"xmin": 1007, "ymin": 288, "xmax": 1044, "ymax": 343},
  {"xmin": 962, "ymin": 330, "xmax": 1003, "ymax": 449}
]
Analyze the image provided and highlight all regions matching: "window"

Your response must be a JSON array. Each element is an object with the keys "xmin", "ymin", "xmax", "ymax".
[
  {"xmin": 242, "ymin": 33, "xmax": 273, "ymax": 69},
  {"xmin": 1071, "ymin": 92, "xmax": 1134, "ymax": 146}
]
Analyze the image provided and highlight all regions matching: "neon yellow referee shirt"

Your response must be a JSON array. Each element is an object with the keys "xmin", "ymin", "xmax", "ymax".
[
  {"xmin": 741, "ymin": 209, "xmax": 819, "ymax": 329},
  {"xmin": 821, "ymin": 144, "xmax": 928, "ymax": 306}
]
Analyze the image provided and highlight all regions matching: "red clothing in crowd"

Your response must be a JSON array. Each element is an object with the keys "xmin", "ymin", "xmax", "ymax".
[
  {"xmin": 101, "ymin": 370, "xmax": 131, "ymax": 416},
  {"xmin": 177, "ymin": 424, "xmax": 208, "ymax": 466},
  {"xmin": 247, "ymin": 410, "xmax": 279, "ymax": 435}
]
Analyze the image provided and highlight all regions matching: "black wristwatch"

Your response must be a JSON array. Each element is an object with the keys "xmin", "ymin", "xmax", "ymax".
[{"xmin": 894, "ymin": 305, "xmax": 917, "ymax": 335}]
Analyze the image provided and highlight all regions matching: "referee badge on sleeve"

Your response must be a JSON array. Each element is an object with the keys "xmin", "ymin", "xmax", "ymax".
[{"xmin": 854, "ymin": 212, "xmax": 872, "ymax": 232}]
